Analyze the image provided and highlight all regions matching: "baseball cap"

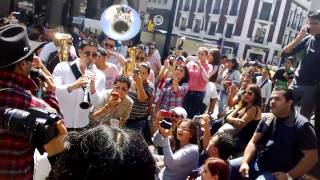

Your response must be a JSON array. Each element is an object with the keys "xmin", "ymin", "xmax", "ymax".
[{"xmin": 171, "ymin": 107, "xmax": 187, "ymax": 118}]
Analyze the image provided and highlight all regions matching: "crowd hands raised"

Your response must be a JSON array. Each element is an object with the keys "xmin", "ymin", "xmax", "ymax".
[{"xmin": 1, "ymin": 10, "xmax": 320, "ymax": 180}]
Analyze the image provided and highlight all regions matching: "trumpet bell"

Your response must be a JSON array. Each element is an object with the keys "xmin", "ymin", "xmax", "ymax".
[{"xmin": 100, "ymin": 4, "xmax": 141, "ymax": 41}]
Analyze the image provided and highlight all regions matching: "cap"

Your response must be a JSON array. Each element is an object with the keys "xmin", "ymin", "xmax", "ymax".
[{"xmin": 171, "ymin": 107, "xmax": 187, "ymax": 118}]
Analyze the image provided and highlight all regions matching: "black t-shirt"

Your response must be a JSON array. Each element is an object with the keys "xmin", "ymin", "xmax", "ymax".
[
  {"xmin": 255, "ymin": 114, "xmax": 317, "ymax": 172},
  {"xmin": 282, "ymin": 35, "xmax": 320, "ymax": 85}
]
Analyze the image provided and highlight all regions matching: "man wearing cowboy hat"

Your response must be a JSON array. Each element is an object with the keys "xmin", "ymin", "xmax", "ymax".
[{"xmin": 0, "ymin": 24, "xmax": 67, "ymax": 179}]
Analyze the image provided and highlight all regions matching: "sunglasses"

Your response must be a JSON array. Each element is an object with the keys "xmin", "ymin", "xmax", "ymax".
[
  {"xmin": 244, "ymin": 91, "xmax": 253, "ymax": 96},
  {"xmin": 105, "ymin": 43, "xmax": 115, "ymax": 48},
  {"xmin": 84, "ymin": 51, "xmax": 98, "ymax": 58},
  {"xmin": 135, "ymin": 56, "xmax": 145, "ymax": 61},
  {"xmin": 149, "ymin": 47, "xmax": 155, "ymax": 50}
]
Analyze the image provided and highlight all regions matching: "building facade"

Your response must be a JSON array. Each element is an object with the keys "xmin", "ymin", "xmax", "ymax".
[{"xmin": 144, "ymin": 0, "xmax": 312, "ymax": 64}]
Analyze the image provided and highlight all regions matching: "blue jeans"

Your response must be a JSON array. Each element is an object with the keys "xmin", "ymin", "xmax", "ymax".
[
  {"xmin": 218, "ymin": 90, "xmax": 228, "ymax": 116},
  {"xmin": 229, "ymin": 157, "xmax": 276, "ymax": 180}
]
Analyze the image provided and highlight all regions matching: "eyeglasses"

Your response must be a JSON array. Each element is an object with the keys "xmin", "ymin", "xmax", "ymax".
[
  {"xmin": 244, "ymin": 91, "xmax": 253, "ymax": 96},
  {"xmin": 135, "ymin": 56, "xmax": 145, "ymax": 61},
  {"xmin": 149, "ymin": 47, "xmax": 155, "ymax": 50},
  {"xmin": 25, "ymin": 54, "xmax": 34, "ymax": 62},
  {"xmin": 84, "ymin": 51, "xmax": 98, "ymax": 58},
  {"xmin": 171, "ymin": 114, "xmax": 183, "ymax": 118},
  {"xmin": 105, "ymin": 43, "xmax": 115, "ymax": 49},
  {"xmin": 178, "ymin": 126, "xmax": 190, "ymax": 131}
]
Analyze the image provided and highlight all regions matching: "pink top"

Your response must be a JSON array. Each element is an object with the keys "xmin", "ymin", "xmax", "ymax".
[{"xmin": 187, "ymin": 61, "xmax": 212, "ymax": 92}]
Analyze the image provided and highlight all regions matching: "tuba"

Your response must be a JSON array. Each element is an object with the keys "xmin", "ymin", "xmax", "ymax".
[
  {"xmin": 100, "ymin": 4, "xmax": 141, "ymax": 77},
  {"xmin": 55, "ymin": 32, "xmax": 72, "ymax": 62},
  {"xmin": 100, "ymin": 4, "xmax": 141, "ymax": 41}
]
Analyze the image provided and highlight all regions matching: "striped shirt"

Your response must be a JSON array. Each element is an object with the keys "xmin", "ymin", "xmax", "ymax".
[
  {"xmin": 128, "ymin": 81, "xmax": 154, "ymax": 120},
  {"xmin": 0, "ymin": 70, "xmax": 61, "ymax": 180},
  {"xmin": 156, "ymin": 78, "xmax": 189, "ymax": 111}
]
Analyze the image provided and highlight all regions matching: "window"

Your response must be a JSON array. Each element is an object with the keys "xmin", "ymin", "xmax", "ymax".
[
  {"xmin": 198, "ymin": 0, "xmax": 205, "ymax": 12},
  {"xmin": 225, "ymin": 24, "xmax": 234, "ymax": 38},
  {"xmin": 254, "ymin": 27, "xmax": 266, "ymax": 44},
  {"xmin": 212, "ymin": 0, "xmax": 222, "ymax": 14},
  {"xmin": 208, "ymin": 22, "xmax": 217, "ymax": 35},
  {"xmin": 229, "ymin": 0, "xmax": 240, "ymax": 16},
  {"xmin": 184, "ymin": 0, "xmax": 191, "ymax": 11},
  {"xmin": 287, "ymin": 10, "xmax": 293, "ymax": 26},
  {"xmin": 157, "ymin": 0, "xmax": 161, "ymax": 3},
  {"xmin": 283, "ymin": 34, "xmax": 288, "ymax": 46},
  {"xmin": 259, "ymin": 2, "xmax": 272, "ymax": 21},
  {"xmin": 180, "ymin": 17, "xmax": 187, "ymax": 31},
  {"xmin": 193, "ymin": 19, "xmax": 202, "ymax": 33},
  {"xmin": 163, "ymin": 0, "xmax": 167, "ymax": 4}
]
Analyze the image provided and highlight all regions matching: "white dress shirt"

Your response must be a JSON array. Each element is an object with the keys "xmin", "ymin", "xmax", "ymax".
[
  {"xmin": 53, "ymin": 59, "xmax": 105, "ymax": 128},
  {"xmin": 256, "ymin": 76, "xmax": 272, "ymax": 105}
]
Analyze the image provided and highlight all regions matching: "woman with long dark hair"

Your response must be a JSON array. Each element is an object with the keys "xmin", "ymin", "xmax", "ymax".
[
  {"xmin": 155, "ymin": 65, "xmax": 189, "ymax": 113},
  {"xmin": 218, "ymin": 58, "xmax": 240, "ymax": 117},
  {"xmin": 153, "ymin": 119, "xmax": 200, "ymax": 180},
  {"xmin": 218, "ymin": 84, "xmax": 262, "ymax": 146}
]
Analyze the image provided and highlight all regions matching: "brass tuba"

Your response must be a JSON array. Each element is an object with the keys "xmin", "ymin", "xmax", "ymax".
[
  {"xmin": 100, "ymin": 4, "xmax": 141, "ymax": 77},
  {"xmin": 100, "ymin": 4, "xmax": 141, "ymax": 41},
  {"xmin": 55, "ymin": 32, "xmax": 72, "ymax": 62}
]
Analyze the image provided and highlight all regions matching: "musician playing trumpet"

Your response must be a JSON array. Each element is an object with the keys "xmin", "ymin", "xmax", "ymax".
[{"xmin": 52, "ymin": 40, "xmax": 105, "ymax": 131}]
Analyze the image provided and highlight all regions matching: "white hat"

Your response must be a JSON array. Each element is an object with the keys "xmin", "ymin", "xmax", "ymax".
[{"xmin": 171, "ymin": 107, "xmax": 187, "ymax": 118}]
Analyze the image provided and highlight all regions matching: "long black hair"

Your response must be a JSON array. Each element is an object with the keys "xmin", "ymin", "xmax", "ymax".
[
  {"xmin": 208, "ymin": 48, "xmax": 221, "ymax": 82},
  {"xmin": 166, "ymin": 64, "xmax": 189, "ymax": 87},
  {"xmin": 51, "ymin": 125, "xmax": 156, "ymax": 180}
]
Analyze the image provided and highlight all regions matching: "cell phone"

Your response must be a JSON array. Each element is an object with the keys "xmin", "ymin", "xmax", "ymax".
[
  {"xmin": 161, "ymin": 110, "xmax": 172, "ymax": 118},
  {"xmin": 307, "ymin": 27, "xmax": 310, "ymax": 34},
  {"xmin": 193, "ymin": 115, "xmax": 202, "ymax": 123},
  {"xmin": 160, "ymin": 119, "xmax": 172, "ymax": 129},
  {"xmin": 133, "ymin": 68, "xmax": 140, "ymax": 75}
]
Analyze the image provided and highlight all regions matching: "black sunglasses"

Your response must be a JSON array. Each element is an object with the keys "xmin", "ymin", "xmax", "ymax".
[{"xmin": 135, "ymin": 56, "xmax": 145, "ymax": 61}]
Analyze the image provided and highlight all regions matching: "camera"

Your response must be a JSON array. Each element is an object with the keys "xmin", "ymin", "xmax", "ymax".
[
  {"xmin": 30, "ymin": 67, "xmax": 46, "ymax": 81},
  {"xmin": 133, "ymin": 68, "xmax": 140, "ymax": 75},
  {"xmin": 193, "ymin": 115, "xmax": 202, "ymax": 123},
  {"xmin": 3, "ymin": 107, "xmax": 61, "ymax": 154},
  {"xmin": 160, "ymin": 119, "xmax": 172, "ymax": 129}
]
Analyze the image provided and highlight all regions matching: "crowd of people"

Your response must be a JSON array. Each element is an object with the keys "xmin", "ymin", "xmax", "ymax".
[{"xmin": 0, "ymin": 8, "xmax": 320, "ymax": 180}]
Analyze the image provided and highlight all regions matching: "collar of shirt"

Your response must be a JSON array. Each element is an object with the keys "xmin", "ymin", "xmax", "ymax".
[{"xmin": 0, "ymin": 70, "xmax": 37, "ymax": 92}]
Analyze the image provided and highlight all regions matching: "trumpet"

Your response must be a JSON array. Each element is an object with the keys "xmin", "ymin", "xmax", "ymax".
[
  {"xmin": 123, "ymin": 47, "xmax": 137, "ymax": 77},
  {"xmin": 55, "ymin": 32, "xmax": 72, "ymax": 62},
  {"xmin": 79, "ymin": 63, "xmax": 92, "ymax": 109}
]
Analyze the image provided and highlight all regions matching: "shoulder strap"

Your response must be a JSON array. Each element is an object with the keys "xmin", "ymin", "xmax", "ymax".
[
  {"xmin": 260, "ymin": 79, "xmax": 268, "ymax": 89},
  {"xmin": 70, "ymin": 63, "xmax": 82, "ymax": 80},
  {"xmin": 70, "ymin": 63, "xmax": 86, "ymax": 92}
]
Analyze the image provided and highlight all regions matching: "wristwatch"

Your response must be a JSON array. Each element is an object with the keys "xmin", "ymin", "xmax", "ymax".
[{"xmin": 286, "ymin": 173, "xmax": 293, "ymax": 180}]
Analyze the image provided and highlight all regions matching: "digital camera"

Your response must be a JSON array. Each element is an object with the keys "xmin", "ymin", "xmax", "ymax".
[{"xmin": 3, "ymin": 107, "xmax": 61, "ymax": 153}]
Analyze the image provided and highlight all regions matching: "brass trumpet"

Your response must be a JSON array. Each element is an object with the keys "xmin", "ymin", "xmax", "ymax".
[
  {"xmin": 55, "ymin": 32, "xmax": 72, "ymax": 62},
  {"xmin": 123, "ymin": 47, "xmax": 137, "ymax": 77}
]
